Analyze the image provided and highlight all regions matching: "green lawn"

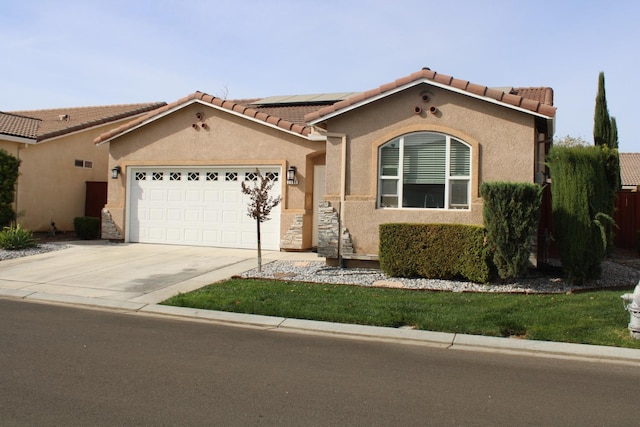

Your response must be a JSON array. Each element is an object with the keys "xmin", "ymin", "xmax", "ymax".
[{"xmin": 162, "ymin": 279, "xmax": 640, "ymax": 349}]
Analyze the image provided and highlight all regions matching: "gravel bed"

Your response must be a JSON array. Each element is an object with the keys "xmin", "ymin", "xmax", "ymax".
[
  {"xmin": 0, "ymin": 243, "xmax": 70, "ymax": 261},
  {"xmin": 241, "ymin": 260, "xmax": 640, "ymax": 294}
]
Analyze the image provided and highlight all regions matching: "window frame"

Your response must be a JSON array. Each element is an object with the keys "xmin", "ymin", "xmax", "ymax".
[{"xmin": 378, "ymin": 132, "xmax": 471, "ymax": 210}]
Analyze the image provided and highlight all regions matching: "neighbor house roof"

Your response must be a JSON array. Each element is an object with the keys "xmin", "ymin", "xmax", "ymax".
[
  {"xmin": 0, "ymin": 112, "xmax": 40, "ymax": 141},
  {"xmin": 305, "ymin": 68, "xmax": 556, "ymax": 123},
  {"xmin": 94, "ymin": 92, "xmax": 328, "ymax": 144},
  {"xmin": 8, "ymin": 103, "xmax": 166, "ymax": 142},
  {"xmin": 620, "ymin": 153, "xmax": 640, "ymax": 188}
]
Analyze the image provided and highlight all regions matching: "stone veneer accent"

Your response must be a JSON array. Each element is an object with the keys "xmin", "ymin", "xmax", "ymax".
[
  {"xmin": 101, "ymin": 209, "xmax": 123, "ymax": 241},
  {"xmin": 317, "ymin": 201, "xmax": 354, "ymax": 258},
  {"xmin": 280, "ymin": 214, "xmax": 304, "ymax": 250}
]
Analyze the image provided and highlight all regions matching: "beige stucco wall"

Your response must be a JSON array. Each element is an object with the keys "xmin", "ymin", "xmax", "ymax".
[
  {"xmin": 0, "ymin": 140, "xmax": 20, "ymax": 157},
  {"xmin": 321, "ymin": 84, "xmax": 539, "ymax": 254},
  {"xmin": 105, "ymin": 102, "xmax": 325, "ymax": 248},
  {"xmin": 14, "ymin": 126, "xmax": 112, "ymax": 231}
]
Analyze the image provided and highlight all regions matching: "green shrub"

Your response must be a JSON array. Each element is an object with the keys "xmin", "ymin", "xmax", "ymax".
[
  {"xmin": 480, "ymin": 182, "xmax": 542, "ymax": 280},
  {"xmin": 0, "ymin": 224, "xmax": 35, "ymax": 250},
  {"xmin": 0, "ymin": 150, "xmax": 21, "ymax": 228},
  {"xmin": 547, "ymin": 146, "xmax": 612, "ymax": 284},
  {"xmin": 379, "ymin": 223, "xmax": 490, "ymax": 283},
  {"xmin": 73, "ymin": 216, "xmax": 101, "ymax": 240}
]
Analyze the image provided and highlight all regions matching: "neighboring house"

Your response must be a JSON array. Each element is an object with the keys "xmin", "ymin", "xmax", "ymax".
[
  {"xmin": 0, "ymin": 103, "xmax": 165, "ymax": 231},
  {"xmin": 94, "ymin": 68, "xmax": 556, "ymax": 262},
  {"xmin": 620, "ymin": 153, "xmax": 640, "ymax": 191}
]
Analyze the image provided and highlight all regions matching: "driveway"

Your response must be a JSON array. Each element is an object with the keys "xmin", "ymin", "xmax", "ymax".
[{"xmin": 0, "ymin": 241, "xmax": 318, "ymax": 306}]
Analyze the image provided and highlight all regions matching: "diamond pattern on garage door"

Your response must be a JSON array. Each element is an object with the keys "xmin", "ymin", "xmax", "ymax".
[{"xmin": 128, "ymin": 167, "xmax": 281, "ymax": 249}]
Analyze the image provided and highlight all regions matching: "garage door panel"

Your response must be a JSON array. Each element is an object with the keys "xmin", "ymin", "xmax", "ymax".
[
  {"xmin": 184, "ymin": 209, "xmax": 200, "ymax": 222},
  {"xmin": 185, "ymin": 190, "xmax": 201, "ymax": 202},
  {"xmin": 165, "ymin": 228, "xmax": 182, "ymax": 241},
  {"xmin": 184, "ymin": 229, "xmax": 201, "ymax": 241},
  {"xmin": 223, "ymin": 190, "xmax": 239, "ymax": 202},
  {"xmin": 166, "ymin": 208, "xmax": 181, "ymax": 221},
  {"xmin": 221, "ymin": 231, "xmax": 238, "ymax": 244},
  {"xmin": 202, "ymin": 230, "xmax": 218, "ymax": 244},
  {"xmin": 222, "ymin": 210, "xmax": 239, "ymax": 224},
  {"xmin": 149, "ymin": 208, "xmax": 165, "ymax": 221},
  {"xmin": 167, "ymin": 190, "xmax": 183, "ymax": 202},
  {"xmin": 150, "ymin": 190, "xmax": 165, "ymax": 201},
  {"xmin": 204, "ymin": 190, "xmax": 219, "ymax": 202},
  {"xmin": 203, "ymin": 209, "xmax": 219, "ymax": 222},
  {"xmin": 148, "ymin": 227, "xmax": 163, "ymax": 240}
]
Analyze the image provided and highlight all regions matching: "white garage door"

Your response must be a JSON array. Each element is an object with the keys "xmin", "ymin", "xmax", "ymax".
[{"xmin": 128, "ymin": 167, "xmax": 281, "ymax": 250}]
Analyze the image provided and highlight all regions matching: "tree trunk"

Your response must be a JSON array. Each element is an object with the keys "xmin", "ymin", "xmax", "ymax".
[{"xmin": 256, "ymin": 218, "xmax": 262, "ymax": 272}]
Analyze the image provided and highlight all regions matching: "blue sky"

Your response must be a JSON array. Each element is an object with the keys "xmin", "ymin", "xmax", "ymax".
[{"xmin": 1, "ymin": 0, "xmax": 639, "ymax": 151}]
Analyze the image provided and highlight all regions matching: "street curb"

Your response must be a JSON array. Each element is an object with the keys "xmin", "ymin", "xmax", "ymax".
[{"xmin": 3, "ymin": 293, "xmax": 640, "ymax": 365}]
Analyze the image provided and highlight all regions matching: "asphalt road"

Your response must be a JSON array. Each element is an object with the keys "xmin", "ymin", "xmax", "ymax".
[{"xmin": 1, "ymin": 299, "xmax": 639, "ymax": 426}]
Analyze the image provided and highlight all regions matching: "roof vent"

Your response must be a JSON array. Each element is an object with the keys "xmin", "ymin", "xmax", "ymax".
[{"xmin": 58, "ymin": 114, "xmax": 69, "ymax": 121}]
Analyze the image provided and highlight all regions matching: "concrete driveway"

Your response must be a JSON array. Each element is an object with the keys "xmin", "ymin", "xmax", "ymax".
[{"xmin": 0, "ymin": 241, "xmax": 318, "ymax": 306}]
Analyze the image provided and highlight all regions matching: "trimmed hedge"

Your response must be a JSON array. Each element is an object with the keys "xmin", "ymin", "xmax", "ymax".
[
  {"xmin": 379, "ymin": 223, "xmax": 491, "ymax": 283},
  {"xmin": 73, "ymin": 216, "xmax": 101, "ymax": 240},
  {"xmin": 547, "ymin": 146, "xmax": 611, "ymax": 284},
  {"xmin": 480, "ymin": 181, "xmax": 542, "ymax": 280}
]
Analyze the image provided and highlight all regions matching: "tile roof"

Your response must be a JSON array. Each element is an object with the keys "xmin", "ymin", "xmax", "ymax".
[
  {"xmin": 94, "ymin": 92, "xmax": 315, "ymax": 144},
  {"xmin": 620, "ymin": 153, "xmax": 640, "ymax": 187},
  {"xmin": 8, "ymin": 103, "xmax": 166, "ymax": 142},
  {"xmin": 304, "ymin": 68, "xmax": 556, "ymax": 123},
  {"xmin": 0, "ymin": 112, "xmax": 40, "ymax": 140}
]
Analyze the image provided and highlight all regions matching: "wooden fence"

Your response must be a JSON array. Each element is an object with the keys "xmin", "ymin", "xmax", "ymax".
[{"xmin": 614, "ymin": 191, "xmax": 640, "ymax": 249}]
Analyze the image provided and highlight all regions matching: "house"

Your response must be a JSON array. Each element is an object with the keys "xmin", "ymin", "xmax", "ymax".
[
  {"xmin": 94, "ymin": 68, "xmax": 556, "ymax": 262},
  {"xmin": 0, "ymin": 103, "xmax": 165, "ymax": 232}
]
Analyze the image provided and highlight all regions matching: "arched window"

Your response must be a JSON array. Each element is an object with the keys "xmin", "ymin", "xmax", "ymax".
[{"xmin": 378, "ymin": 132, "xmax": 471, "ymax": 209}]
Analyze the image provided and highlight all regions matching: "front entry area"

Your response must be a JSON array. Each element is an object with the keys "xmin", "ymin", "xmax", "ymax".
[{"xmin": 127, "ymin": 166, "xmax": 281, "ymax": 250}]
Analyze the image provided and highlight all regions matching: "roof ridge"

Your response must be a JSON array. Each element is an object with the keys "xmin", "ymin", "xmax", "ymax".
[
  {"xmin": 0, "ymin": 111, "xmax": 42, "ymax": 121},
  {"xmin": 9, "ymin": 102, "xmax": 167, "ymax": 115}
]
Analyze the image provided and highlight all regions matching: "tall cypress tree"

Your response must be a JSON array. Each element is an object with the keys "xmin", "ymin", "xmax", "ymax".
[
  {"xmin": 593, "ymin": 72, "xmax": 621, "ymax": 253},
  {"xmin": 609, "ymin": 116, "xmax": 621, "ymax": 191},
  {"xmin": 594, "ymin": 72, "xmax": 611, "ymax": 147}
]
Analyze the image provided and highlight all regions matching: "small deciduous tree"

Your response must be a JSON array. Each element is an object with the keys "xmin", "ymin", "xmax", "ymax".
[{"xmin": 241, "ymin": 169, "xmax": 281, "ymax": 272}]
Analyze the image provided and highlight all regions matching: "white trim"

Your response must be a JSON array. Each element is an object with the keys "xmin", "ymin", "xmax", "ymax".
[
  {"xmin": 98, "ymin": 99, "xmax": 312, "ymax": 145},
  {"xmin": 0, "ymin": 134, "xmax": 36, "ymax": 144},
  {"xmin": 308, "ymin": 79, "xmax": 554, "ymax": 125}
]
